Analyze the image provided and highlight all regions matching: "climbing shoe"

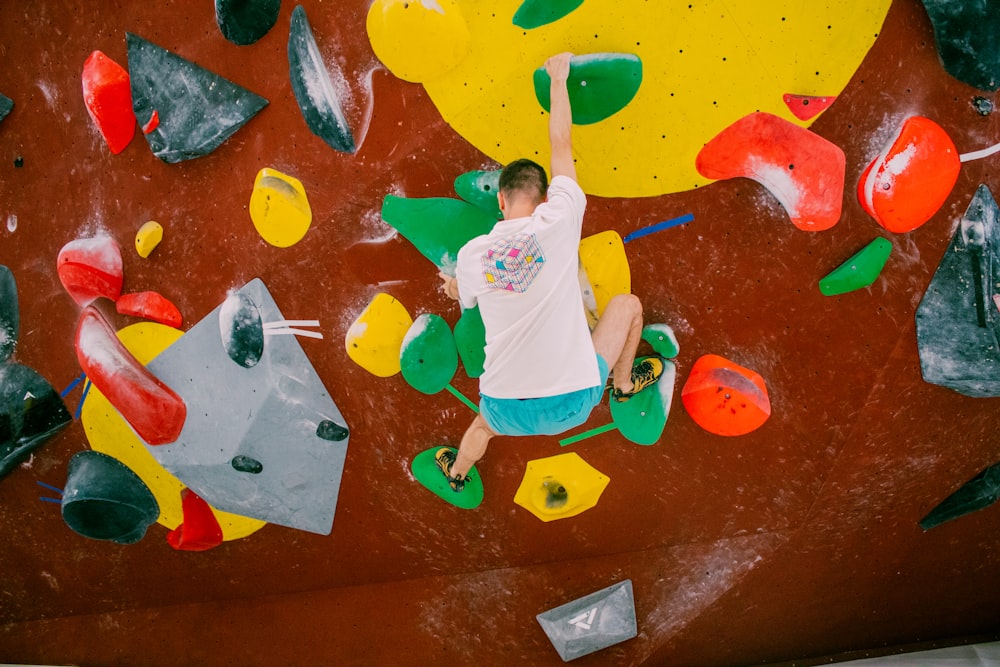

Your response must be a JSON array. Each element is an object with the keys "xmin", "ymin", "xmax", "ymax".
[
  {"xmin": 612, "ymin": 356, "xmax": 666, "ymax": 402},
  {"xmin": 434, "ymin": 447, "xmax": 466, "ymax": 493}
]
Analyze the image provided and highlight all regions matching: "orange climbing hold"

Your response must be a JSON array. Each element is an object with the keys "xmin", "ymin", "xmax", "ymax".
[
  {"xmin": 82, "ymin": 51, "xmax": 135, "ymax": 154},
  {"xmin": 116, "ymin": 291, "xmax": 183, "ymax": 328},
  {"xmin": 166, "ymin": 489, "xmax": 224, "ymax": 551},
  {"xmin": 782, "ymin": 94, "xmax": 836, "ymax": 120},
  {"xmin": 681, "ymin": 354, "xmax": 771, "ymax": 437},
  {"xmin": 696, "ymin": 112, "xmax": 845, "ymax": 231},
  {"xmin": 857, "ymin": 115, "xmax": 960, "ymax": 234}
]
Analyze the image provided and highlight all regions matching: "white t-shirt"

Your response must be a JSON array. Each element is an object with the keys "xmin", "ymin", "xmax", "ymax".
[{"xmin": 456, "ymin": 175, "xmax": 600, "ymax": 399}]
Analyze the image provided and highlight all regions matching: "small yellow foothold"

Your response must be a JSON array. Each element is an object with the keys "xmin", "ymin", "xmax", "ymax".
[
  {"xmin": 345, "ymin": 293, "xmax": 414, "ymax": 377},
  {"xmin": 249, "ymin": 168, "xmax": 312, "ymax": 248},
  {"xmin": 135, "ymin": 221, "xmax": 163, "ymax": 258}
]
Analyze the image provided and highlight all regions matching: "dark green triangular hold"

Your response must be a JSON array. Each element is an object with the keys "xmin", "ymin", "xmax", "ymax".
[
  {"xmin": 920, "ymin": 0, "xmax": 1000, "ymax": 91},
  {"xmin": 533, "ymin": 53, "xmax": 642, "ymax": 125},
  {"xmin": 381, "ymin": 195, "xmax": 499, "ymax": 269},
  {"xmin": 454, "ymin": 305, "xmax": 486, "ymax": 378},
  {"xmin": 401, "ymin": 314, "xmax": 459, "ymax": 394},
  {"xmin": 412, "ymin": 447, "xmax": 483, "ymax": 509},
  {"xmin": 454, "ymin": 170, "xmax": 502, "ymax": 219},
  {"xmin": 641, "ymin": 323, "xmax": 679, "ymax": 359},
  {"xmin": 0, "ymin": 265, "xmax": 18, "ymax": 363},
  {"xmin": 215, "ymin": 0, "xmax": 280, "ymax": 46},
  {"xmin": 609, "ymin": 357, "xmax": 675, "ymax": 446},
  {"xmin": 127, "ymin": 32, "xmax": 269, "ymax": 163},
  {"xmin": 0, "ymin": 93, "xmax": 12, "ymax": 124},
  {"xmin": 0, "ymin": 364, "xmax": 72, "ymax": 479},
  {"xmin": 920, "ymin": 462, "xmax": 1000, "ymax": 530},
  {"xmin": 819, "ymin": 237, "xmax": 892, "ymax": 296},
  {"xmin": 288, "ymin": 5, "xmax": 356, "ymax": 153},
  {"xmin": 513, "ymin": 0, "xmax": 584, "ymax": 29}
]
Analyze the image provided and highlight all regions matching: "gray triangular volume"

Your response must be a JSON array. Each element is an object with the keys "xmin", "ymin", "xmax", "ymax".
[
  {"xmin": 126, "ymin": 32, "xmax": 269, "ymax": 163},
  {"xmin": 537, "ymin": 579, "xmax": 637, "ymax": 662},
  {"xmin": 0, "ymin": 93, "xmax": 12, "ymax": 124},
  {"xmin": 288, "ymin": 5, "xmax": 356, "ymax": 153},
  {"xmin": 916, "ymin": 184, "xmax": 1000, "ymax": 396}
]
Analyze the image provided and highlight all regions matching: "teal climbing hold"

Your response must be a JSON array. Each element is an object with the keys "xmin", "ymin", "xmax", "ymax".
[
  {"xmin": 454, "ymin": 305, "xmax": 486, "ymax": 378},
  {"xmin": 819, "ymin": 237, "xmax": 892, "ymax": 296},
  {"xmin": 400, "ymin": 314, "xmax": 459, "ymax": 394},
  {"xmin": 412, "ymin": 446, "xmax": 483, "ymax": 509},
  {"xmin": 512, "ymin": 0, "xmax": 584, "ymax": 29},
  {"xmin": 641, "ymin": 323, "xmax": 679, "ymax": 359},
  {"xmin": 533, "ymin": 53, "xmax": 643, "ymax": 126},
  {"xmin": 609, "ymin": 357, "xmax": 675, "ymax": 446},
  {"xmin": 454, "ymin": 170, "xmax": 502, "ymax": 219},
  {"xmin": 381, "ymin": 195, "xmax": 499, "ymax": 270}
]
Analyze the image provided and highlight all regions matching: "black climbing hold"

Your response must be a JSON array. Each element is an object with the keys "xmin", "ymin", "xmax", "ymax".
[
  {"xmin": 0, "ymin": 93, "xmax": 12, "ymax": 124},
  {"xmin": 13, "ymin": 157, "xmax": 23, "ymax": 168},
  {"xmin": 0, "ymin": 265, "xmax": 18, "ymax": 363},
  {"xmin": 0, "ymin": 363, "xmax": 71, "ymax": 480},
  {"xmin": 920, "ymin": 462, "xmax": 1000, "ymax": 530},
  {"xmin": 231, "ymin": 454, "xmax": 264, "ymax": 474},
  {"xmin": 218, "ymin": 291, "xmax": 264, "ymax": 368},
  {"xmin": 973, "ymin": 96, "xmax": 994, "ymax": 116},
  {"xmin": 215, "ymin": 0, "xmax": 281, "ymax": 46},
  {"xmin": 61, "ymin": 450, "xmax": 159, "ymax": 544},
  {"xmin": 316, "ymin": 419, "xmax": 349, "ymax": 441},
  {"xmin": 921, "ymin": 0, "xmax": 1000, "ymax": 91}
]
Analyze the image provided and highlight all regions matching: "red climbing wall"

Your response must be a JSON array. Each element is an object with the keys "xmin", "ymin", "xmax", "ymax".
[{"xmin": 1, "ymin": 1, "xmax": 999, "ymax": 665}]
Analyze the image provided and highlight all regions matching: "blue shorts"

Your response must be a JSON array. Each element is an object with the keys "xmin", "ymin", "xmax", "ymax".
[{"xmin": 479, "ymin": 355, "xmax": 610, "ymax": 436}]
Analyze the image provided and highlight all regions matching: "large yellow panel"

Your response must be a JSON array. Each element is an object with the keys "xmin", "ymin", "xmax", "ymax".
[
  {"xmin": 344, "ymin": 292, "xmax": 414, "ymax": 377},
  {"xmin": 579, "ymin": 230, "xmax": 629, "ymax": 316}
]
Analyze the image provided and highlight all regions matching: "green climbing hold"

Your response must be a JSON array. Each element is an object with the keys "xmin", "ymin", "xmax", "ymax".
[
  {"xmin": 454, "ymin": 305, "xmax": 486, "ymax": 378},
  {"xmin": 381, "ymin": 195, "xmax": 499, "ymax": 269},
  {"xmin": 400, "ymin": 314, "xmax": 458, "ymax": 394},
  {"xmin": 641, "ymin": 323, "xmax": 679, "ymax": 359},
  {"xmin": 454, "ymin": 170, "xmax": 502, "ymax": 219},
  {"xmin": 412, "ymin": 447, "xmax": 483, "ymax": 509},
  {"xmin": 819, "ymin": 237, "xmax": 892, "ymax": 296},
  {"xmin": 533, "ymin": 53, "xmax": 643, "ymax": 126},
  {"xmin": 609, "ymin": 357, "xmax": 676, "ymax": 446},
  {"xmin": 512, "ymin": 0, "xmax": 584, "ymax": 29}
]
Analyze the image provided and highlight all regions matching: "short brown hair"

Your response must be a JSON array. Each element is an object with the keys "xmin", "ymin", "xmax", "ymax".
[{"xmin": 499, "ymin": 158, "xmax": 547, "ymax": 203}]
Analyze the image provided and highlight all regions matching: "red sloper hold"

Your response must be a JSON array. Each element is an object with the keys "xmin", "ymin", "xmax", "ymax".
[
  {"xmin": 783, "ymin": 94, "xmax": 836, "ymax": 121},
  {"xmin": 74, "ymin": 305, "xmax": 186, "ymax": 445},
  {"xmin": 681, "ymin": 354, "xmax": 771, "ymax": 437},
  {"xmin": 82, "ymin": 51, "xmax": 136, "ymax": 154},
  {"xmin": 57, "ymin": 236, "xmax": 124, "ymax": 306},
  {"xmin": 857, "ymin": 115, "xmax": 960, "ymax": 234},
  {"xmin": 696, "ymin": 112, "xmax": 846, "ymax": 231},
  {"xmin": 116, "ymin": 291, "xmax": 183, "ymax": 328},
  {"xmin": 167, "ymin": 489, "xmax": 224, "ymax": 551}
]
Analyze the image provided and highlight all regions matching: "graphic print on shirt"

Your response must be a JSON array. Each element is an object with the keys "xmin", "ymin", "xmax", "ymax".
[{"xmin": 481, "ymin": 233, "xmax": 546, "ymax": 293}]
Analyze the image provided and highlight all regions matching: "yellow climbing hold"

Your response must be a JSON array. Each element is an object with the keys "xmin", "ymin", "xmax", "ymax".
[
  {"xmin": 249, "ymin": 168, "xmax": 312, "ymax": 248},
  {"xmin": 81, "ymin": 322, "xmax": 267, "ymax": 541},
  {"xmin": 366, "ymin": 0, "xmax": 470, "ymax": 83},
  {"xmin": 579, "ymin": 230, "xmax": 630, "ymax": 316},
  {"xmin": 135, "ymin": 221, "xmax": 163, "ymax": 258},
  {"xmin": 345, "ymin": 293, "xmax": 414, "ymax": 377},
  {"xmin": 514, "ymin": 452, "xmax": 610, "ymax": 522}
]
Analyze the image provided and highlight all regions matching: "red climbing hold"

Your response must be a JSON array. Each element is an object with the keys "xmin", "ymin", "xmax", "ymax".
[
  {"xmin": 142, "ymin": 110, "xmax": 159, "ymax": 135},
  {"xmin": 116, "ymin": 291, "xmax": 183, "ymax": 328},
  {"xmin": 696, "ymin": 112, "xmax": 845, "ymax": 231},
  {"xmin": 783, "ymin": 94, "xmax": 836, "ymax": 121},
  {"xmin": 57, "ymin": 236, "xmax": 124, "ymax": 306},
  {"xmin": 857, "ymin": 115, "xmax": 960, "ymax": 234},
  {"xmin": 82, "ymin": 51, "xmax": 135, "ymax": 154},
  {"xmin": 681, "ymin": 354, "xmax": 771, "ymax": 437},
  {"xmin": 74, "ymin": 305, "xmax": 186, "ymax": 445},
  {"xmin": 167, "ymin": 488, "xmax": 223, "ymax": 551}
]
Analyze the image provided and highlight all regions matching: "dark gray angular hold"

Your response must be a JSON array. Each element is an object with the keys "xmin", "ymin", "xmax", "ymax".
[
  {"xmin": 61, "ymin": 450, "xmax": 159, "ymax": 544},
  {"xmin": 916, "ymin": 184, "xmax": 1000, "ymax": 396},
  {"xmin": 0, "ymin": 265, "xmax": 18, "ymax": 363},
  {"xmin": 921, "ymin": 462, "xmax": 1000, "ymax": 530},
  {"xmin": 0, "ymin": 363, "xmax": 72, "ymax": 479},
  {"xmin": 920, "ymin": 0, "xmax": 1000, "ymax": 91},
  {"xmin": 536, "ymin": 579, "xmax": 637, "ymax": 662},
  {"xmin": 316, "ymin": 419, "xmax": 348, "ymax": 441},
  {"xmin": 288, "ymin": 5, "xmax": 356, "ymax": 153},
  {"xmin": 0, "ymin": 93, "xmax": 12, "ymax": 124},
  {"xmin": 219, "ymin": 291, "xmax": 264, "ymax": 368},
  {"xmin": 126, "ymin": 32, "xmax": 269, "ymax": 163},
  {"xmin": 216, "ymin": 0, "xmax": 281, "ymax": 46}
]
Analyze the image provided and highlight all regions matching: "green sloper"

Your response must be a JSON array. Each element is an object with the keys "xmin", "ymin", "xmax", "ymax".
[
  {"xmin": 641, "ymin": 323, "xmax": 679, "ymax": 359},
  {"xmin": 454, "ymin": 170, "xmax": 503, "ymax": 220},
  {"xmin": 400, "ymin": 314, "xmax": 458, "ymax": 394},
  {"xmin": 512, "ymin": 0, "xmax": 584, "ymax": 29},
  {"xmin": 609, "ymin": 357, "xmax": 676, "ymax": 446},
  {"xmin": 819, "ymin": 237, "xmax": 892, "ymax": 296},
  {"xmin": 412, "ymin": 447, "xmax": 483, "ymax": 509},
  {"xmin": 533, "ymin": 53, "xmax": 643, "ymax": 126},
  {"xmin": 381, "ymin": 195, "xmax": 499, "ymax": 270},
  {"xmin": 454, "ymin": 305, "xmax": 486, "ymax": 378}
]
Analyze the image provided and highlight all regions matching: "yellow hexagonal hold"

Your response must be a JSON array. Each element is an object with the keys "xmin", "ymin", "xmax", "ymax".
[
  {"xmin": 514, "ymin": 452, "xmax": 610, "ymax": 522},
  {"xmin": 366, "ymin": 0, "xmax": 470, "ymax": 83},
  {"xmin": 135, "ymin": 220, "xmax": 163, "ymax": 258},
  {"xmin": 249, "ymin": 168, "xmax": 312, "ymax": 248},
  {"xmin": 579, "ymin": 230, "xmax": 630, "ymax": 316},
  {"xmin": 345, "ymin": 293, "xmax": 414, "ymax": 377}
]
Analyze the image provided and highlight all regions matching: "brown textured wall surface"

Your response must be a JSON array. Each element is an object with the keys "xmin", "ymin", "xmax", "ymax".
[{"xmin": 1, "ymin": 1, "xmax": 999, "ymax": 665}]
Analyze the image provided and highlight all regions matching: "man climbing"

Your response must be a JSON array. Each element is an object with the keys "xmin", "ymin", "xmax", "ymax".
[{"xmin": 436, "ymin": 52, "xmax": 664, "ymax": 492}]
